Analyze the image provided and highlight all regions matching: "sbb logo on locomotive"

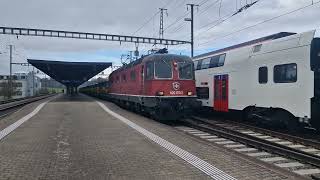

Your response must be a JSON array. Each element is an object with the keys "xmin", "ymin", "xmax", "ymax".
[
  {"xmin": 170, "ymin": 82, "xmax": 183, "ymax": 95},
  {"xmin": 172, "ymin": 82, "xmax": 180, "ymax": 90}
]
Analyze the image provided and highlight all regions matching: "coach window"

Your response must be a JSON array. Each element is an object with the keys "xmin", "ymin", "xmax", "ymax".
[
  {"xmin": 122, "ymin": 74, "xmax": 126, "ymax": 81},
  {"xmin": 218, "ymin": 54, "xmax": 226, "ymax": 66},
  {"xmin": 210, "ymin": 56, "xmax": 219, "ymax": 68},
  {"xmin": 201, "ymin": 58, "xmax": 211, "ymax": 69},
  {"xmin": 259, "ymin": 66, "xmax": 268, "ymax": 84},
  {"xmin": 274, "ymin": 63, "xmax": 297, "ymax": 83},
  {"xmin": 196, "ymin": 60, "xmax": 203, "ymax": 70},
  {"xmin": 116, "ymin": 76, "xmax": 119, "ymax": 83},
  {"xmin": 146, "ymin": 61, "xmax": 154, "ymax": 80},
  {"xmin": 193, "ymin": 61, "xmax": 198, "ymax": 69}
]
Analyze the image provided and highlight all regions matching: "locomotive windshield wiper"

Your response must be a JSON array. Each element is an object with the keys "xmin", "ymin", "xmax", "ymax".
[{"xmin": 161, "ymin": 58, "xmax": 171, "ymax": 68}]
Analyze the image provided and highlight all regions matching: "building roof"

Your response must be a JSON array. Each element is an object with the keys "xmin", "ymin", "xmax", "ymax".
[{"xmin": 27, "ymin": 59, "xmax": 112, "ymax": 87}]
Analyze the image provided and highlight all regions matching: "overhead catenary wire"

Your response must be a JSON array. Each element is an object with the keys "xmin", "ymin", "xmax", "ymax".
[
  {"xmin": 194, "ymin": 0, "xmax": 260, "ymax": 38},
  {"xmin": 163, "ymin": 11, "xmax": 190, "ymax": 32},
  {"xmin": 198, "ymin": 0, "xmax": 320, "ymax": 46},
  {"xmin": 169, "ymin": 0, "xmax": 222, "ymax": 39},
  {"xmin": 131, "ymin": 0, "xmax": 175, "ymax": 36},
  {"xmin": 132, "ymin": 11, "xmax": 160, "ymax": 36},
  {"xmin": 197, "ymin": 0, "xmax": 221, "ymax": 16},
  {"xmin": 163, "ymin": 0, "xmax": 211, "ymax": 33}
]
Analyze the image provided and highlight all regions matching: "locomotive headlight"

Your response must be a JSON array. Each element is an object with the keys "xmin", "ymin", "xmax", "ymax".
[
  {"xmin": 187, "ymin": 91, "xmax": 193, "ymax": 96},
  {"xmin": 157, "ymin": 91, "xmax": 164, "ymax": 96}
]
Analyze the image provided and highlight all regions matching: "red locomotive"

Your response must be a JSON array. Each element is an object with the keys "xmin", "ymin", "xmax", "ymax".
[{"xmin": 107, "ymin": 49, "xmax": 200, "ymax": 120}]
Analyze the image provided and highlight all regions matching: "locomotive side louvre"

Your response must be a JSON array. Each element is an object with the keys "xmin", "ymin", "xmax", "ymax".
[{"xmin": 194, "ymin": 30, "xmax": 318, "ymax": 128}]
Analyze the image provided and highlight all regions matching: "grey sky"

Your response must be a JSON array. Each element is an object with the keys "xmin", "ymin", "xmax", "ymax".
[{"xmin": 0, "ymin": 0, "xmax": 319, "ymax": 76}]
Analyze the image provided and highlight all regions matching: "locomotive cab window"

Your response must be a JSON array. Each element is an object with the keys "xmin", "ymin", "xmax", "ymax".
[
  {"xmin": 178, "ymin": 62, "xmax": 193, "ymax": 80},
  {"xmin": 259, "ymin": 66, "xmax": 268, "ymax": 84},
  {"xmin": 274, "ymin": 63, "xmax": 297, "ymax": 83},
  {"xmin": 146, "ymin": 61, "xmax": 154, "ymax": 80},
  {"xmin": 155, "ymin": 59, "xmax": 172, "ymax": 79}
]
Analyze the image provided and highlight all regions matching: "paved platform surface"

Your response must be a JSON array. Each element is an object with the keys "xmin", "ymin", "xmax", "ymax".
[{"xmin": 0, "ymin": 94, "xmax": 304, "ymax": 179}]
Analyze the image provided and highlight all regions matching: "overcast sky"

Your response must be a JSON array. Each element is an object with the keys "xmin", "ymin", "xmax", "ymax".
[{"xmin": 0, "ymin": 0, "xmax": 319, "ymax": 77}]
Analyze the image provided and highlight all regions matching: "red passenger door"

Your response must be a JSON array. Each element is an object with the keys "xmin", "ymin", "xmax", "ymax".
[{"xmin": 214, "ymin": 75, "xmax": 229, "ymax": 112}]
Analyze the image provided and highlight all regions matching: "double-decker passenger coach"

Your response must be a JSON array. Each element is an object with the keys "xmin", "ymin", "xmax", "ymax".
[{"xmin": 194, "ymin": 30, "xmax": 320, "ymax": 130}]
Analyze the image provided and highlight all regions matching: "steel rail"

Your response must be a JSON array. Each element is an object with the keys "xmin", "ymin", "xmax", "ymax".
[
  {"xmin": 0, "ymin": 94, "xmax": 56, "ymax": 112},
  {"xmin": 195, "ymin": 116, "xmax": 320, "ymax": 150},
  {"xmin": 184, "ymin": 117, "xmax": 320, "ymax": 169},
  {"xmin": 0, "ymin": 96, "xmax": 42, "ymax": 105}
]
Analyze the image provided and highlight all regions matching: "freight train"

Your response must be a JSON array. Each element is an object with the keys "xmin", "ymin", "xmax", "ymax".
[
  {"xmin": 193, "ymin": 30, "xmax": 320, "ymax": 130},
  {"xmin": 80, "ymin": 49, "xmax": 200, "ymax": 121}
]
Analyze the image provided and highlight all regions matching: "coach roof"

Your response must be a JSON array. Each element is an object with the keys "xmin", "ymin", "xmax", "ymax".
[{"xmin": 193, "ymin": 32, "xmax": 296, "ymax": 60}]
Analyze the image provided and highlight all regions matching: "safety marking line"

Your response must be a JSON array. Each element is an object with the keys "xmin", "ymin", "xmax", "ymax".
[
  {"xmin": 97, "ymin": 101, "xmax": 237, "ymax": 180},
  {"xmin": 0, "ymin": 101, "xmax": 48, "ymax": 141}
]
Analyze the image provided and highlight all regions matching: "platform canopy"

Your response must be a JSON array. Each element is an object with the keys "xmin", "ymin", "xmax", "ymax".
[{"xmin": 27, "ymin": 59, "xmax": 112, "ymax": 87}]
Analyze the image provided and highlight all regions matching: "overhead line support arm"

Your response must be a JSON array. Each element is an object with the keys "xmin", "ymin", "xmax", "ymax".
[{"xmin": 0, "ymin": 26, "xmax": 191, "ymax": 46}]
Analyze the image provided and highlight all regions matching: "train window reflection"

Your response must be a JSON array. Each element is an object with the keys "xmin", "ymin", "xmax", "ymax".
[
  {"xmin": 201, "ymin": 58, "xmax": 211, "ymax": 69},
  {"xmin": 193, "ymin": 61, "xmax": 198, "ymax": 69},
  {"xmin": 155, "ymin": 60, "xmax": 172, "ymax": 79},
  {"xmin": 178, "ymin": 63, "xmax": 193, "ymax": 80},
  {"xmin": 196, "ymin": 60, "xmax": 203, "ymax": 70},
  {"xmin": 274, "ymin": 63, "xmax": 297, "ymax": 83}
]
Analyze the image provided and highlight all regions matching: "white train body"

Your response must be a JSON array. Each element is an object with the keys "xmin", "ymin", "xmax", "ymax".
[{"xmin": 194, "ymin": 30, "xmax": 320, "ymax": 128}]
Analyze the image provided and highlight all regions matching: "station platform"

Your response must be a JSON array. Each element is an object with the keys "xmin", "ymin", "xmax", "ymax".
[{"xmin": 0, "ymin": 94, "xmax": 304, "ymax": 179}]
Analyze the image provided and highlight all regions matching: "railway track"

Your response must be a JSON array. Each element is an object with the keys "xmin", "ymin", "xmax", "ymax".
[
  {"xmin": 0, "ymin": 94, "xmax": 56, "ymax": 117},
  {"xmin": 177, "ymin": 117, "xmax": 320, "ymax": 179},
  {"xmin": 197, "ymin": 116, "xmax": 320, "ymax": 150}
]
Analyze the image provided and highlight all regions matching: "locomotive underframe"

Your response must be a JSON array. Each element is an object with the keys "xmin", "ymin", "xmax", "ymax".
[{"xmin": 106, "ymin": 93, "xmax": 200, "ymax": 120}]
